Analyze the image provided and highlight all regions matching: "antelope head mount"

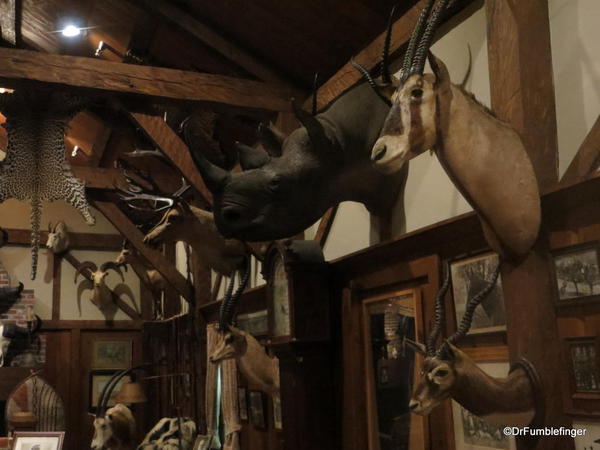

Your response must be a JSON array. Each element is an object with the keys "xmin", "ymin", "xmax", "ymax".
[
  {"xmin": 406, "ymin": 263, "xmax": 539, "ymax": 427},
  {"xmin": 46, "ymin": 221, "xmax": 70, "ymax": 254},
  {"xmin": 359, "ymin": 0, "xmax": 540, "ymax": 258},
  {"xmin": 209, "ymin": 326, "xmax": 280, "ymax": 397}
]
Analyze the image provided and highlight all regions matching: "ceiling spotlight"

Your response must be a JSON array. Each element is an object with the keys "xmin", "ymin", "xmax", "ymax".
[{"xmin": 61, "ymin": 25, "xmax": 81, "ymax": 37}]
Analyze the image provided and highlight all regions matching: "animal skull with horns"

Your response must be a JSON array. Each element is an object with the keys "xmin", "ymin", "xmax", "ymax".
[{"xmin": 74, "ymin": 261, "xmax": 125, "ymax": 318}]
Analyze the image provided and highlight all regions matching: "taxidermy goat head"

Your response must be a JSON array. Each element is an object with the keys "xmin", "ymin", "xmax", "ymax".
[
  {"xmin": 406, "ymin": 265, "xmax": 537, "ymax": 427},
  {"xmin": 74, "ymin": 261, "xmax": 125, "ymax": 319},
  {"xmin": 46, "ymin": 221, "xmax": 70, "ymax": 254},
  {"xmin": 185, "ymin": 68, "xmax": 407, "ymax": 242},
  {"xmin": 210, "ymin": 326, "xmax": 280, "ymax": 397},
  {"xmin": 358, "ymin": 0, "xmax": 540, "ymax": 258}
]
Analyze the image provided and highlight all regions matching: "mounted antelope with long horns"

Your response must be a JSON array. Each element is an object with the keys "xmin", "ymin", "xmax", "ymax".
[
  {"xmin": 406, "ymin": 264, "xmax": 540, "ymax": 427},
  {"xmin": 209, "ymin": 325, "xmax": 280, "ymax": 397},
  {"xmin": 359, "ymin": 0, "xmax": 540, "ymax": 259}
]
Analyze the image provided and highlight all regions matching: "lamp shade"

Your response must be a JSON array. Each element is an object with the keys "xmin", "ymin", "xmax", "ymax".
[{"xmin": 115, "ymin": 381, "xmax": 147, "ymax": 404}]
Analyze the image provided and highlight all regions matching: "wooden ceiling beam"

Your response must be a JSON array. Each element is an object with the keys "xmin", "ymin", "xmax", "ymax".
[
  {"xmin": 560, "ymin": 115, "xmax": 600, "ymax": 184},
  {"xmin": 129, "ymin": 112, "xmax": 213, "ymax": 206},
  {"xmin": 0, "ymin": 47, "xmax": 294, "ymax": 111},
  {"xmin": 0, "ymin": 0, "xmax": 19, "ymax": 46},
  {"xmin": 92, "ymin": 199, "xmax": 194, "ymax": 302},
  {"xmin": 306, "ymin": 0, "xmax": 478, "ymax": 111},
  {"xmin": 138, "ymin": 0, "xmax": 295, "ymax": 89}
]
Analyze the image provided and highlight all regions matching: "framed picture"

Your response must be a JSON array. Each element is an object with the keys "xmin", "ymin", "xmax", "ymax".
[
  {"xmin": 272, "ymin": 396, "xmax": 282, "ymax": 430},
  {"xmin": 11, "ymin": 431, "xmax": 65, "ymax": 450},
  {"xmin": 92, "ymin": 340, "xmax": 132, "ymax": 369},
  {"xmin": 566, "ymin": 337, "xmax": 600, "ymax": 395},
  {"xmin": 237, "ymin": 310, "xmax": 268, "ymax": 336},
  {"xmin": 573, "ymin": 421, "xmax": 600, "ymax": 449},
  {"xmin": 238, "ymin": 387, "xmax": 248, "ymax": 422},
  {"xmin": 248, "ymin": 390, "xmax": 266, "ymax": 429},
  {"xmin": 451, "ymin": 253, "xmax": 506, "ymax": 335},
  {"xmin": 451, "ymin": 362, "xmax": 515, "ymax": 450},
  {"xmin": 89, "ymin": 370, "xmax": 131, "ymax": 413},
  {"xmin": 553, "ymin": 243, "xmax": 600, "ymax": 306}
]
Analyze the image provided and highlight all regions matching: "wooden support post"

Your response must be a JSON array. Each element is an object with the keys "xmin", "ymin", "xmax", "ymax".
[
  {"xmin": 0, "ymin": 48, "xmax": 294, "ymax": 111},
  {"xmin": 486, "ymin": 1, "xmax": 572, "ymax": 448},
  {"xmin": 92, "ymin": 200, "xmax": 194, "ymax": 302},
  {"xmin": 314, "ymin": 205, "xmax": 338, "ymax": 248}
]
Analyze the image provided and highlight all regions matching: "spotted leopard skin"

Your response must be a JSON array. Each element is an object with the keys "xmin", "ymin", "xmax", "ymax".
[{"xmin": 0, "ymin": 90, "xmax": 95, "ymax": 279}]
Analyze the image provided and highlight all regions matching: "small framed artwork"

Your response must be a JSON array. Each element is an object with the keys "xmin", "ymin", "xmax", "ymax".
[
  {"xmin": 89, "ymin": 370, "xmax": 131, "ymax": 413},
  {"xmin": 248, "ymin": 390, "xmax": 266, "ymax": 429},
  {"xmin": 553, "ymin": 243, "xmax": 600, "ymax": 306},
  {"xmin": 566, "ymin": 337, "xmax": 600, "ymax": 395},
  {"xmin": 11, "ymin": 431, "xmax": 65, "ymax": 450},
  {"xmin": 237, "ymin": 310, "xmax": 268, "ymax": 336},
  {"xmin": 92, "ymin": 340, "xmax": 132, "ymax": 369},
  {"xmin": 451, "ymin": 362, "xmax": 515, "ymax": 450},
  {"xmin": 573, "ymin": 421, "xmax": 600, "ymax": 449},
  {"xmin": 238, "ymin": 387, "xmax": 248, "ymax": 422},
  {"xmin": 272, "ymin": 396, "xmax": 283, "ymax": 430},
  {"xmin": 451, "ymin": 253, "xmax": 506, "ymax": 335}
]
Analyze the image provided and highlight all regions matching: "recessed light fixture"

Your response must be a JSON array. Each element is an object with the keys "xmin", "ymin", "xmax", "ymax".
[{"xmin": 61, "ymin": 24, "xmax": 81, "ymax": 37}]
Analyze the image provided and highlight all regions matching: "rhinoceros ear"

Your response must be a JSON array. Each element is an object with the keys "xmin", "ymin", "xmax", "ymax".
[
  {"xmin": 235, "ymin": 142, "xmax": 270, "ymax": 170},
  {"xmin": 258, "ymin": 123, "xmax": 285, "ymax": 157}
]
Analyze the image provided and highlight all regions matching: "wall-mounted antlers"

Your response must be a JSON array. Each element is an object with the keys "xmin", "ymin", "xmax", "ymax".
[{"xmin": 74, "ymin": 261, "xmax": 126, "ymax": 319}]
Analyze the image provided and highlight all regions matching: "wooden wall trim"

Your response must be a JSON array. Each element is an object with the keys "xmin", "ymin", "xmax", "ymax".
[{"xmin": 4, "ymin": 228, "xmax": 124, "ymax": 250}]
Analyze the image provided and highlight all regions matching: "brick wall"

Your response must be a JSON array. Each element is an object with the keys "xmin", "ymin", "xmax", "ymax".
[{"xmin": 0, "ymin": 262, "xmax": 46, "ymax": 366}]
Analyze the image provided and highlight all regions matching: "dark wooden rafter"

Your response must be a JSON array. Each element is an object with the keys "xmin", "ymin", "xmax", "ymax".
[
  {"xmin": 305, "ymin": 0, "xmax": 479, "ymax": 111},
  {"xmin": 314, "ymin": 205, "xmax": 339, "ymax": 248},
  {"xmin": 92, "ymin": 199, "xmax": 194, "ymax": 302},
  {"xmin": 3, "ymin": 228, "xmax": 123, "ymax": 250},
  {"xmin": 63, "ymin": 252, "xmax": 142, "ymax": 321},
  {"xmin": 0, "ymin": 48, "xmax": 294, "ymax": 111},
  {"xmin": 138, "ymin": 0, "xmax": 296, "ymax": 89},
  {"xmin": 128, "ymin": 112, "xmax": 213, "ymax": 205},
  {"xmin": 0, "ymin": 0, "xmax": 19, "ymax": 46},
  {"xmin": 560, "ymin": 115, "xmax": 600, "ymax": 184}
]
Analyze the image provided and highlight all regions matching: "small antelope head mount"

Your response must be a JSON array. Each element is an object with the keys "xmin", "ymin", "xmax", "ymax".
[
  {"xmin": 357, "ymin": 0, "xmax": 540, "ymax": 258},
  {"xmin": 46, "ymin": 221, "xmax": 70, "ymax": 254}
]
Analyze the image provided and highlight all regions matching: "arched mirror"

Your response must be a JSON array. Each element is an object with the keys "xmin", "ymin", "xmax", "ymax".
[{"xmin": 5, "ymin": 373, "xmax": 66, "ymax": 432}]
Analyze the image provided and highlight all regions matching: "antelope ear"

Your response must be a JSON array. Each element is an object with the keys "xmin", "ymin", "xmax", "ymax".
[
  {"xmin": 404, "ymin": 338, "xmax": 426, "ymax": 355},
  {"xmin": 439, "ymin": 341, "xmax": 458, "ymax": 361},
  {"xmin": 235, "ymin": 141, "xmax": 270, "ymax": 170},
  {"xmin": 258, "ymin": 123, "xmax": 284, "ymax": 157},
  {"xmin": 428, "ymin": 52, "xmax": 451, "ymax": 90}
]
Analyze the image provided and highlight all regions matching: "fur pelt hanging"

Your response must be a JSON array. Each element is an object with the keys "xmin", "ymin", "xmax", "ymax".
[{"xmin": 0, "ymin": 89, "xmax": 95, "ymax": 279}]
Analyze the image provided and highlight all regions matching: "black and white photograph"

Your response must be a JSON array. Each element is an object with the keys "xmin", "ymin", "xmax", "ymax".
[
  {"xmin": 568, "ymin": 338, "xmax": 600, "ymax": 393},
  {"xmin": 573, "ymin": 421, "xmax": 600, "ymax": 450},
  {"xmin": 237, "ymin": 310, "xmax": 268, "ymax": 336},
  {"xmin": 451, "ymin": 362, "xmax": 515, "ymax": 450},
  {"xmin": 11, "ymin": 432, "xmax": 65, "ymax": 450},
  {"xmin": 248, "ymin": 390, "xmax": 266, "ymax": 429},
  {"xmin": 451, "ymin": 253, "xmax": 506, "ymax": 334},
  {"xmin": 554, "ymin": 245, "xmax": 600, "ymax": 304},
  {"xmin": 92, "ymin": 340, "xmax": 132, "ymax": 369}
]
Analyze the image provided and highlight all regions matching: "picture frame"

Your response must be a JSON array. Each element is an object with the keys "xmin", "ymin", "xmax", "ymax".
[
  {"xmin": 573, "ymin": 421, "xmax": 600, "ymax": 449},
  {"xmin": 92, "ymin": 340, "xmax": 132, "ymax": 369},
  {"xmin": 88, "ymin": 370, "xmax": 131, "ymax": 413},
  {"xmin": 552, "ymin": 243, "xmax": 600, "ymax": 306},
  {"xmin": 451, "ymin": 253, "xmax": 506, "ymax": 335},
  {"xmin": 248, "ymin": 390, "xmax": 266, "ymax": 429},
  {"xmin": 11, "ymin": 431, "xmax": 65, "ymax": 450},
  {"xmin": 565, "ymin": 337, "xmax": 600, "ymax": 397},
  {"xmin": 238, "ymin": 387, "xmax": 248, "ymax": 422},
  {"xmin": 451, "ymin": 362, "xmax": 516, "ymax": 450},
  {"xmin": 237, "ymin": 310, "xmax": 268, "ymax": 336},
  {"xmin": 272, "ymin": 395, "xmax": 283, "ymax": 430}
]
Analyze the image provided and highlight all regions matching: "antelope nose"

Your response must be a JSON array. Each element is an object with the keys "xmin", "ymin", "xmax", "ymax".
[
  {"xmin": 409, "ymin": 400, "xmax": 419, "ymax": 411},
  {"xmin": 372, "ymin": 145, "xmax": 387, "ymax": 162}
]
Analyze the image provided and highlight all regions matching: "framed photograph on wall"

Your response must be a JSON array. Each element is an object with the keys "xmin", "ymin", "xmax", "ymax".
[
  {"xmin": 238, "ymin": 387, "xmax": 248, "ymax": 422},
  {"xmin": 553, "ymin": 243, "xmax": 600, "ymax": 306},
  {"xmin": 451, "ymin": 253, "xmax": 506, "ymax": 334},
  {"xmin": 89, "ymin": 370, "xmax": 131, "ymax": 413},
  {"xmin": 565, "ymin": 337, "xmax": 600, "ymax": 396},
  {"xmin": 237, "ymin": 310, "xmax": 268, "ymax": 336},
  {"xmin": 248, "ymin": 390, "xmax": 266, "ymax": 429},
  {"xmin": 451, "ymin": 362, "xmax": 516, "ymax": 450},
  {"xmin": 92, "ymin": 340, "xmax": 132, "ymax": 369},
  {"xmin": 11, "ymin": 431, "xmax": 65, "ymax": 450}
]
